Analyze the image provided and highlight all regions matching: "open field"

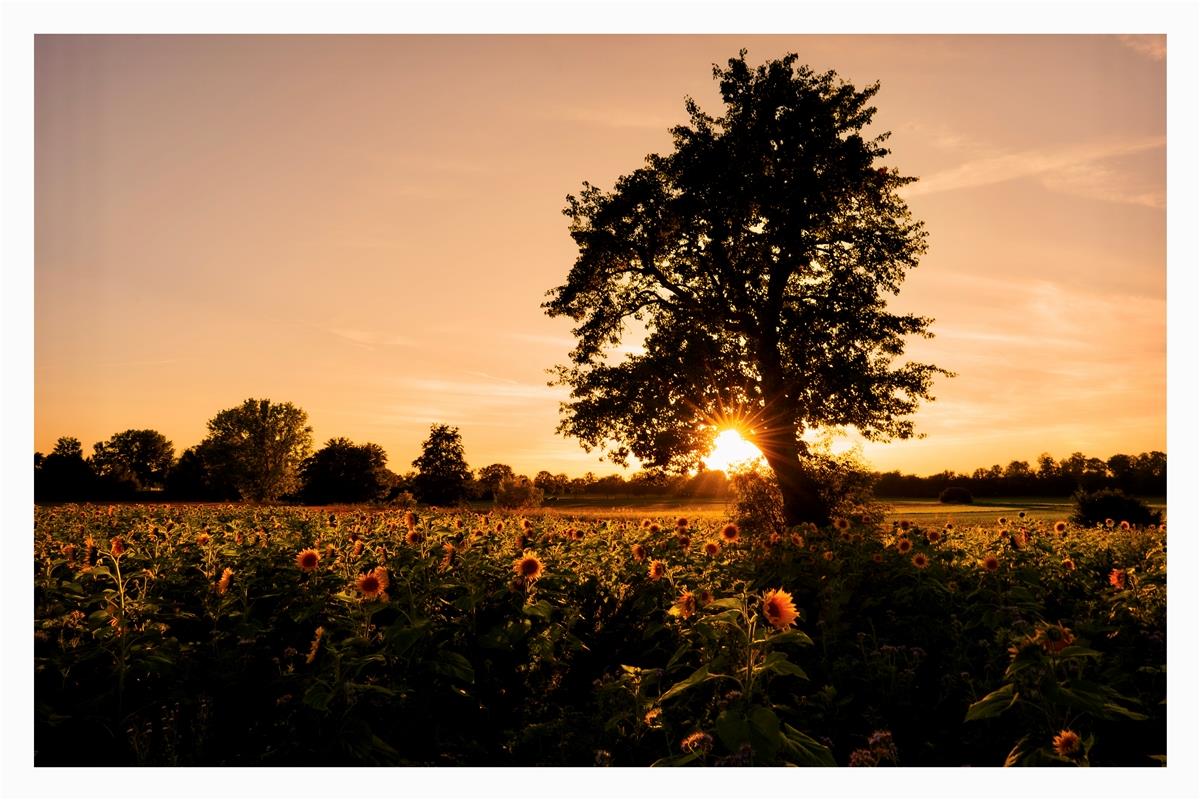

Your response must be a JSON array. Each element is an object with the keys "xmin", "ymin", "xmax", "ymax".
[
  {"xmin": 520, "ymin": 495, "xmax": 1168, "ymax": 528},
  {"xmin": 35, "ymin": 502, "xmax": 1166, "ymax": 767}
]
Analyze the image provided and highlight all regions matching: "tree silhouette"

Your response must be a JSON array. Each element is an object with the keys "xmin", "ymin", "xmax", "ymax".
[
  {"xmin": 91, "ymin": 429, "xmax": 175, "ymax": 493},
  {"xmin": 412, "ymin": 425, "xmax": 471, "ymax": 505},
  {"xmin": 199, "ymin": 399, "xmax": 313, "ymax": 502},
  {"xmin": 476, "ymin": 463, "xmax": 516, "ymax": 500},
  {"xmin": 300, "ymin": 438, "xmax": 393, "ymax": 504},
  {"xmin": 545, "ymin": 52, "xmax": 951, "ymax": 525},
  {"xmin": 35, "ymin": 436, "xmax": 95, "ymax": 501}
]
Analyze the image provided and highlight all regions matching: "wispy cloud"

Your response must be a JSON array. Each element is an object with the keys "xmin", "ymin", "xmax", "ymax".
[
  {"xmin": 327, "ymin": 328, "xmax": 417, "ymax": 350},
  {"xmin": 1118, "ymin": 35, "xmax": 1166, "ymax": 61},
  {"xmin": 543, "ymin": 105, "xmax": 681, "ymax": 131},
  {"xmin": 903, "ymin": 136, "xmax": 1164, "ymax": 203}
]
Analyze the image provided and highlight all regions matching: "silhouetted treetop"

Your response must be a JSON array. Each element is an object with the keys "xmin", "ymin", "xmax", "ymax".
[{"xmin": 545, "ymin": 51, "xmax": 951, "ymax": 525}]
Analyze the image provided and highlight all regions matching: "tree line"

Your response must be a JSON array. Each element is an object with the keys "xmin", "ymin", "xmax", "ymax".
[
  {"xmin": 33, "ymin": 396, "xmax": 1164, "ymax": 505},
  {"xmin": 874, "ymin": 451, "xmax": 1166, "ymax": 500},
  {"xmin": 32, "ymin": 397, "xmax": 734, "ymax": 505}
]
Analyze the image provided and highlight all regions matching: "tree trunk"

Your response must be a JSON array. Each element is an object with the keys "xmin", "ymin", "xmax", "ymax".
[{"xmin": 761, "ymin": 442, "xmax": 831, "ymax": 528}]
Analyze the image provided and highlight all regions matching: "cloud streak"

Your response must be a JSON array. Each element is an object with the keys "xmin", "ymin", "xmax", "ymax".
[{"xmin": 903, "ymin": 135, "xmax": 1165, "ymax": 205}]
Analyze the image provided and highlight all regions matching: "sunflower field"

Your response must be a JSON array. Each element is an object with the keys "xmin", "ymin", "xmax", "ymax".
[{"xmin": 33, "ymin": 504, "xmax": 1166, "ymax": 766}]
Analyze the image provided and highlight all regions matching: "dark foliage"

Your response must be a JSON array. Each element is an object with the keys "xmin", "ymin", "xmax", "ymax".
[
  {"xmin": 938, "ymin": 486, "xmax": 974, "ymax": 504},
  {"xmin": 411, "ymin": 425, "xmax": 471, "ymax": 505},
  {"xmin": 545, "ymin": 51, "xmax": 950, "ymax": 525},
  {"xmin": 300, "ymin": 438, "xmax": 393, "ymax": 504},
  {"xmin": 1071, "ymin": 488, "xmax": 1162, "ymax": 528}
]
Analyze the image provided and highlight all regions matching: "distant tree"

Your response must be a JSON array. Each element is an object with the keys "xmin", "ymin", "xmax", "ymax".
[
  {"xmin": 476, "ymin": 463, "xmax": 516, "ymax": 500},
  {"xmin": 1035, "ymin": 453, "xmax": 1059, "ymax": 480},
  {"xmin": 493, "ymin": 475, "xmax": 545, "ymax": 509},
  {"xmin": 533, "ymin": 470, "xmax": 569, "ymax": 498},
  {"xmin": 35, "ymin": 436, "xmax": 95, "ymax": 501},
  {"xmin": 199, "ymin": 399, "xmax": 313, "ymax": 502},
  {"xmin": 166, "ymin": 444, "xmax": 235, "ymax": 500},
  {"xmin": 544, "ymin": 51, "xmax": 950, "ymax": 525},
  {"xmin": 300, "ymin": 438, "xmax": 392, "ymax": 504},
  {"xmin": 91, "ymin": 429, "xmax": 174, "ymax": 492},
  {"xmin": 411, "ymin": 425, "xmax": 471, "ymax": 505}
]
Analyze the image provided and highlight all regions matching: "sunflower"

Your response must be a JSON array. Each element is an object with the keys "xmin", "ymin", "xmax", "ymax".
[
  {"xmin": 981, "ymin": 554, "xmax": 1000, "ymax": 572},
  {"xmin": 911, "ymin": 553, "xmax": 929, "ymax": 569},
  {"xmin": 897, "ymin": 520, "xmax": 911, "ymax": 532},
  {"xmin": 1052, "ymin": 729, "xmax": 1083, "ymax": 760},
  {"xmin": 405, "ymin": 528, "xmax": 425, "ymax": 545},
  {"xmin": 672, "ymin": 591, "xmax": 697, "ymax": 619},
  {"xmin": 926, "ymin": 529, "xmax": 941, "ymax": 544},
  {"xmin": 631, "ymin": 543, "xmax": 647, "ymax": 561},
  {"xmin": 296, "ymin": 548, "xmax": 320, "ymax": 572},
  {"xmin": 513, "ymin": 551, "xmax": 544, "ymax": 582},
  {"xmin": 356, "ymin": 566, "xmax": 389, "ymax": 599},
  {"xmin": 1039, "ymin": 623, "xmax": 1074, "ymax": 654},
  {"xmin": 680, "ymin": 731, "xmax": 714, "ymax": 754},
  {"xmin": 762, "ymin": 588, "xmax": 799, "ymax": 630},
  {"xmin": 1119, "ymin": 520, "xmax": 1131, "ymax": 530},
  {"xmin": 702, "ymin": 540, "xmax": 721, "ymax": 557},
  {"xmin": 1062, "ymin": 557, "xmax": 1076, "ymax": 571},
  {"xmin": 677, "ymin": 534, "xmax": 691, "ymax": 548},
  {"xmin": 676, "ymin": 517, "xmax": 689, "ymax": 529},
  {"xmin": 648, "ymin": 559, "xmax": 667, "ymax": 580},
  {"xmin": 833, "ymin": 517, "xmax": 850, "ymax": 532},
  {"xmin": 720, "ymin": 523, "xmax": 740, "ymax": 542},
  {"xmin": 896, "ymin": 538, "xmax": 913, "ymax": 554},
  {"xmin": 648, "ymin": 523, "xmax": 661, "ymax": 535},
  {"xmin": 217, "ymin": 567, "xmax": 234, "ymax": 595},
  {"xmin": 1053, "ymin": 520, "xmax": 1068, "ymax": 534}
]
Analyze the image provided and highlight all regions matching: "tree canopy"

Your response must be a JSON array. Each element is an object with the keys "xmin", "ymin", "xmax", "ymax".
[
  {"xmin": 544, "ymin": 51, "xmax": 951, "ymax": 524},
  {"xmin": 411, "ymin": 424, "xmax": 471, "ymax": 506},
  {"xmin": 200, "ymin": 399, "xmax": 313, "ymax": 502},
  {"xmin": 300, "ymin": 438, "xmax": 393, "ymax": 504},
  {"xmin": 91, "ymin": 429, "xmax": 175, "ymax": 492}
]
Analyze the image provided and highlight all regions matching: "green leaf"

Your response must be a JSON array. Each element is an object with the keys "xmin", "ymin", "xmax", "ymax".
[
  {"xmin": 650, "ymin": 751, "xmax": 700, "ymax": 767},
  {"xmin": 660, "ymin": 664, "xmax": 724, "ymax": 703},
  {"xmin": 758, "ymin": 651, "xmax": 808, "ymax": 680},
  {"xmin": 965, "ymin": 683, "xmax": 1017, "ymax": 721},
  {"xmin": 765, "ymin": 629, "xmax": 814, "ymax": 647},
  {"xmin": 430, "ymin": 650, "xmax": 474, "ymax": 684},
  {"xmin": 715, "ymin": 709, "xmax": 749, "ymax": 750},
  {"xmin": 748, "ymin": 705, "xmax": 783, "ymax": 758},
  {"xmin": 781, "ymin": 724, "xmax": 836, "ymax": 767},
  {"xmin": 522, "ymin": 600, "xmax": 554, "ymax": 620},
  {"xmin": 705, "ymin": 597, "xmax": 744, "ymax": 612}
]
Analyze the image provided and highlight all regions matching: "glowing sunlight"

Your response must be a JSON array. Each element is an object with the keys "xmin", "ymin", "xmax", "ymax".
[{"xmin": 703, "ymin": 429, "xmax": 764, "ymax": 472}]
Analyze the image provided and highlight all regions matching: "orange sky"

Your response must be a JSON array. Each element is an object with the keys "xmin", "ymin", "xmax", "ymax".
[{"xmin": 34, "ymin": 35, "xmax": 1166, "ymax": 477}]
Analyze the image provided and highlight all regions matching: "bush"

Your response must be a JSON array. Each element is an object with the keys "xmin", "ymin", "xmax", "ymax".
[
  {"xmin": 729, "ymin": 448, "xmax": 882, "ymax": 535},
  {"xmin": 728, "ymin": 464, "xmax": 787, "ymax": 535},
  {"xmin": 493, "ymin": 476, "xmax": 544, "ymax": 510},
  {"xmin": 938, "ymin": 486, "xmax": 974, "ymax": 504},
  {"xmin": 1071, "ymin": 487, "xmax": 1162, "ymax": 528}
]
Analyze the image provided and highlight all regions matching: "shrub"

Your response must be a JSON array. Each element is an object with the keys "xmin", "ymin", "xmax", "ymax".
[
  {"xmin": 1070, "ymin": 487, "xmax": 1161, "ymax": 527},
  {"xmin": 729, "ymin": 464, "xmax": 787, "ymax": 535},
  {"xmin": 938, "ymin": 486, "xmax": 973, "ymax": 504},
  {"xmin": 493, "ymin": 476, "xmax": 544, "ymax": 510}
]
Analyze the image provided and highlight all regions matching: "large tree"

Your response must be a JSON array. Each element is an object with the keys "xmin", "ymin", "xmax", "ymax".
[
  {"xmin": 300, "ymin": 438, "xmax": 393, "ymax": 504},
  {"xmin": 411, "ymin": 425, "xmax": 471, "ymax": 505},
  {"xmin": 91, "ymin": 429, "xmax": 175, "ymax": 492},
  {"xmin": 200, "ymin": 399, "xmax": 313, "ymax": 502},
  {"xmin": 544, "ymin": 52, "xmax": 951, "ymax": 525}
]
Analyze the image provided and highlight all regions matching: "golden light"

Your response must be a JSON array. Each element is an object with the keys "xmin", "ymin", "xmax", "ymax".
[{"xmin": 703, "ymin": 429, "xmax": 764, "ymax": 472}]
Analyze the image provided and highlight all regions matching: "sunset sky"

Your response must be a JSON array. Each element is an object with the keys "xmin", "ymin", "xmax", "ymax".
[{"xmin": 34, "ymin": 34, "xmax": 1167, "ymax": 477}]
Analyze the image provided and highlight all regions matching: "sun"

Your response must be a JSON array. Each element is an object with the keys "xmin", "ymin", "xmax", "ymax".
[{"xmin": 703, "ymin": 429, "xmax": 764, "ymax": 472}]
